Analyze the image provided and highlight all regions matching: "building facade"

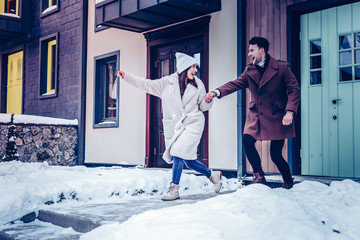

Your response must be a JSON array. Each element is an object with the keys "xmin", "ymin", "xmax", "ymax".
[
  {"xmin": 84, "ymin": 0, "xmax": 360, "ymax": 179},
  {"xmin": 0, "ymin": 0, "xmax": 88, "ymax": 163},
  {"xmin": 4, "ymin": 0, "xmax": 357, "ymax": 179}
]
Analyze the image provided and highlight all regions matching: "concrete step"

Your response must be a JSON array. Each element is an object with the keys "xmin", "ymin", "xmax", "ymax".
[
  {"xmin": 0, "ymin": 209, "xmax": 97, "ymax": 240},
  {"xmin": 0, "ymin": 190, "xmax": 236, "ymax": 240}
]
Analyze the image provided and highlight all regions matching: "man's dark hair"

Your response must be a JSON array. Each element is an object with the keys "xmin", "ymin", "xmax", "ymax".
[{"xmin": 249, "ymin": 37, "xmax": 269, "ymax": 53}]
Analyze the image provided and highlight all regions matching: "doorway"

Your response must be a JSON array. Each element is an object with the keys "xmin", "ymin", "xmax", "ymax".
[
  {"xmin": 300, "ymin": 2, "xmax": 360, "ymax": 177},
  {"xmin": 144, "ymin": 17, "xmax": 210, "ymax": 168}
]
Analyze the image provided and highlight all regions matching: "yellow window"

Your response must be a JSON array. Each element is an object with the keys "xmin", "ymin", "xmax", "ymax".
[
  {"xmin": 0, "ymin": 0, "xmax": 19, "ymax": 16},
  {"xmin": 7, "ymin": 51, "xmax": 23, "ymax": 114},
  {"xmin": 47, "ymin": 39, "xmax": 56, "ymax": 93},
  {"xmin": 48, "ymin": 0, "xmax": 57, "ymax": 8}
]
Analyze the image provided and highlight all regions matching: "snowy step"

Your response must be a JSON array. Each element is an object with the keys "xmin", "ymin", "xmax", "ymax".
[
  {"xmin": 37, "ymin": 210, "xmax": 101, "ymax": 233},
  {"xmin": 0, "ymin": 219, "xmax": 82, "ymax": 240},
  {"xmin": 0, "ymin": 210, "xmax": 99, "ymax": 240},
  {"xmin": 0, "ymin": 191, "xmax": 235, "ymax": 240}
]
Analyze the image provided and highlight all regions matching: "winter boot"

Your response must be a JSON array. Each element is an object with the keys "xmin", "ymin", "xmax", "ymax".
[
  {"xmin": 282, "ymin": 177, "xmax": 295, "ymax": 189},
  {"xmin": 161, "ymin": 183, "xmax": 180, "ymax": 201},
  {"xmin": 209, "ymin": 170, "xmax": 222, "ymax": 193},
  {"xmin": 251, "ymin": 172, "xmax": 266, "ymax": 184}
]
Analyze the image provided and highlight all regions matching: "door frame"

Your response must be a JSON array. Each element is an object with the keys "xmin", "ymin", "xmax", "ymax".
[
  {"xmin": 287, "ymin": 0, "xmax": 360, "ymax": 175},
  {"xmin": 1, "ymin": 46, "xmax": 25, "ymax": 114},
  {"xmin": 143, "ymin": 16, "xmax": 211, "ymax": 167}
]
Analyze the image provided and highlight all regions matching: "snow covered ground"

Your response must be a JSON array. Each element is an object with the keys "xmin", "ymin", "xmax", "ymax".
[{"xmin": 1, "ymin": 161, "xmax": 360, "ymax": 240}]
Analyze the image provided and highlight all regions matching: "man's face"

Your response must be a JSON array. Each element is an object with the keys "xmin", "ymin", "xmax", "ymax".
[{"xmin": 248, "ymin": 44, "xmax": 264, "ymax": 65}]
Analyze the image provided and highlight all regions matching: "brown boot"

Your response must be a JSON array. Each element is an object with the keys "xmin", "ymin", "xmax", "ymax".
[
  {"xmin": 282, "ymin": 178, "xmax": 295, "ymax": 189},
  {"xmin": 251, "ymin": 172, "xmax": 266, "ymax": 184}
]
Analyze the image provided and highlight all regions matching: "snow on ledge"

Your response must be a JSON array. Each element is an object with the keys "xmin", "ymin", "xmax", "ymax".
[
  {"xmin": 95, "ymin": 0, "xmax": 108, "ymax": 4},
  {"xmin": 42, "ymin": 5, "xmax": 57, "ymax": 15},
  {"xmin": 0, "ymin": 113, "xmax": 78, "ymax": 126},
  {"xmin": 0, "ymin": 13, "xmax": 20, "ymax": 18}
]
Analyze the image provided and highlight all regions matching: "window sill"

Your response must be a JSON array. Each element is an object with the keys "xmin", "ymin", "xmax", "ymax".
[
  {"xmin": 41, "ymin": 5, "xmax": 59, "ymax": 18},
  {"xmin": 93, "ymin": 121, "xmax": 119, "ymax": 129},
  {"xmin": 39, "ymin": 92, "xmax": 57, "ymax": 99}
]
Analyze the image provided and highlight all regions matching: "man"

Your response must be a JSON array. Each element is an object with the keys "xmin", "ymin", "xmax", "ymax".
[{"xmin": 205, "ymin": 37, "xmax": 300, "ymax": 189}]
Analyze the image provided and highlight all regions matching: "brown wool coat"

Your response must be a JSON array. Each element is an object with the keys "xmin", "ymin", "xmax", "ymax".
[{"xmin": 217, "ymin": 57, "xmax": 300, "ymax": 140}]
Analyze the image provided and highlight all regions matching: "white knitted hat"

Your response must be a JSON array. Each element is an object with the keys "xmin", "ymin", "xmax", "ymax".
[{"xmin": 175, "ymin": 52, "xmax": 198, "ymax": 74}]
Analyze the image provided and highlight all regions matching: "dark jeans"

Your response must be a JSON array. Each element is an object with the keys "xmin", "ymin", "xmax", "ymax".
[
  {"xmin": 243, "ymin": 134, "xmax": 293, "ymax": 183},
  {"xmin": 172, "ymin": 156, "xmax": 211, "ymax": 184}
]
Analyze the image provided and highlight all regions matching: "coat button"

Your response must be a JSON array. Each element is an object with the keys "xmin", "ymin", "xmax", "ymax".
[
  {"xmin": 259, "ymin": 102, "xmax": 262, "ymax": 105},
  {"xmin": 260, "ymin": 112, "xmax": 263, "ymax": 115}
]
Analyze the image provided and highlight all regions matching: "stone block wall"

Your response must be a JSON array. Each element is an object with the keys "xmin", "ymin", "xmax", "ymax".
[{"xmin": 0, "ymin": 123, "xmax": 78, "ymax": 166}]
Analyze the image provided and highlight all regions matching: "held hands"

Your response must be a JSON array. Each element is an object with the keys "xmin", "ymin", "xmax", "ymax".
[
  {"xmin": 282, "ymin": 111, "xmax": 294, "ymax": 126},
  {"xmin": 205, "ymin": 92, "xmax": 216, "ymax": 103},
  {"xmin": 117, "ymin": 70, "xmax": 125, "ymax": 78}
]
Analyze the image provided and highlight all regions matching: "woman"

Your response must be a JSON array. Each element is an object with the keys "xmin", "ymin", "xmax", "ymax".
[{"xmin": 117, "ymin": 52, "xmax": 222, "ymax": 201}]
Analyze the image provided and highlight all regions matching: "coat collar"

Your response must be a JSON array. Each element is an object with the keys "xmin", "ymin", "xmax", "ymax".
[
  {"xmin": 259, "ymin": 57, "xmax": 278, "ymax": 89},
  {"xmin": 247, "ymin": 57, "xmax": 279, "ymax": 89}
]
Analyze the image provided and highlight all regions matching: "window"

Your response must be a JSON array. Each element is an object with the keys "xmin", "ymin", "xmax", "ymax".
[
  {"xmin": 41, "ymin": 0, "xmax": 59, "ymax": 17},
  {"xmin": 339, "ymin": 32, "xmax": 360, "ymax": 81},
  {"xmin": 39, "ymin": 33, "xmax": 58, "ymax": 98},
  {"xmin": 94, "ymin": 51, "xmax": 120, "ymax": 128},
  {"xmin": 309, "ymin": 40, "xmax": 321, "ymax": 85},
  {"xmin": 0, "ymin": 0, "xmax": 19, "ymax": 16}
]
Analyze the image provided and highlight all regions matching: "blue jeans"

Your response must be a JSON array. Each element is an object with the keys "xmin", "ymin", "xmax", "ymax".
[{"xmin": 172, "ymin": 156, "xmax": 211, "ymax": 184}]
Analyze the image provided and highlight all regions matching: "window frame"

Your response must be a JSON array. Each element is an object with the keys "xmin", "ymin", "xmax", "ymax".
[
  {"xmin": 309, "ymin": 39, "xmax": 322, "ymax": 85},
  {"xmin": 93, "ymin": 50, "xmax": 120, "ymax": 128},
  {"xmin": 39, "ymin": 32, "xmax": 58, "ymax": 99},
  {"xmin": 338, "ymin": 32, "xmax": 360, "ymax": 82},
  {"xmin": 40, "ymin": 0, "xmax": 59, "ymax": 18},
  {"xmin": 0, "ymin": 0, "xmax": 19, "ymax": 16}
]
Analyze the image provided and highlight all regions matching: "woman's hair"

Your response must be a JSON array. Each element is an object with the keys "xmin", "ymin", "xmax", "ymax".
[{"xmin": 178, "ymin": 69, "xmax": 188, "ymax": 96}]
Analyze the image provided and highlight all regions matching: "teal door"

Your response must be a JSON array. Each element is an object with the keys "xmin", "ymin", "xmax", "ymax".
[{"xmin": 300, "ymin": 2, "xmax": 360, "ymax": 177}]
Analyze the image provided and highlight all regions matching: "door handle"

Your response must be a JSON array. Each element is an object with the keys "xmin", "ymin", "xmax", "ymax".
[{"xmin": 332, "ymin": 99, "xmax": 342, "ymax": 104}]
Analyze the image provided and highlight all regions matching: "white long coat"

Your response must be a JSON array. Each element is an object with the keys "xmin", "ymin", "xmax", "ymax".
[{"xmin": 123, "ymin": 72, "xmax": 213, "ymax": 163}]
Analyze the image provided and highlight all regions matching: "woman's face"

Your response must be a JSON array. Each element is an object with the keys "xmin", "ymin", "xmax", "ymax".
[{"xmin": 187, "ymin": 64, "xmax": 198, "ymax": 79}]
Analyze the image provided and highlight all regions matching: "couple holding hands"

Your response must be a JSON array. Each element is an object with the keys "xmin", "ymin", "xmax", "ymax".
[{"xmin": 117, "ymin": 37, "xmax": 300, "ymax": 201}]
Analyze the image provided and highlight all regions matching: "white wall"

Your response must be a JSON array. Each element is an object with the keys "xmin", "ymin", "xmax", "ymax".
[
  {"xmin": 208, "ymin": 0, "xmax": 238, "ymax": 170},
  {"xmin": 85, "ymin": 0, "xmax": 147, "ymax": 165}
]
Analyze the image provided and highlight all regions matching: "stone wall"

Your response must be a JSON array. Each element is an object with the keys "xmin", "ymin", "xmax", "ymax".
[{"xmin": 0, "ymin": 123, "xmax": 78, "ymax": 166}]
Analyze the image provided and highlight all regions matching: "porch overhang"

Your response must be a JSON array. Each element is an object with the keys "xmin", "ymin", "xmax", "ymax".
[
  {"xmin": 95, "ymin": 0, "xmax": 221, "ymax": 33},
  {"xmin": 0, "ymin": 0, "xmax": 31, "ymax": 44}
]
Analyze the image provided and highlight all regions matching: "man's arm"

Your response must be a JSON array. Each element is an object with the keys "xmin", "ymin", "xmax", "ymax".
[
  {"xmin": 205, "ymin": 70, "xmax": 249, "ymax": 103},
  {"xmin": 283, "ymin": 63, "xmax": 300, "ymax": 115},
  {"xmin": 281, "ymin": 63, "xmax": 300, "ymax": 125}
]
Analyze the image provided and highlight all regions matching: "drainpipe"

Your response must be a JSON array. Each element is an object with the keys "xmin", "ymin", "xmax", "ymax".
[
  {"xmin": 77, "ymin": 0, "xmax": 88, "ymax": 165},
  {"xmin": 237, "ymin": 0, "xmax": 246, "ymax": 178}
]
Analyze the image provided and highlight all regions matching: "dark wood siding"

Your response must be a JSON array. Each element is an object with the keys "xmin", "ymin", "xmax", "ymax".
[
  {"xmin": 246, "ymin": 0, "xmax": 308, "ymax": 61},
  {"xmin": 245, "ymin": 0, "xmax": 309, "ymax": 173}
]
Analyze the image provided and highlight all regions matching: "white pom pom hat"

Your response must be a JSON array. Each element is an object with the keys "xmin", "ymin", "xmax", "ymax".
[{"xmin": 175, "ymin": 52, "xmax": 198, "ymax": 74}]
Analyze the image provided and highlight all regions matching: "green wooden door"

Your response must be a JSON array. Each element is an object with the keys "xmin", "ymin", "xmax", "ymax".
[{"xmin": 300, "ymin": 2, "xmax": 360, "ymax": 177}]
